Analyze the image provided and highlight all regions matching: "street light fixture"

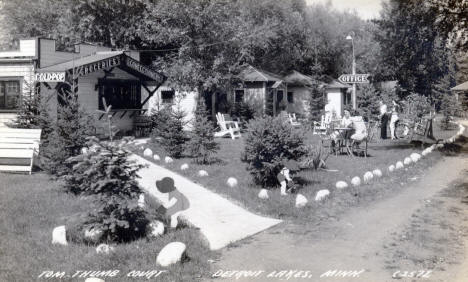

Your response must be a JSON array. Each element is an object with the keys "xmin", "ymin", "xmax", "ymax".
[{"xmin": 346, "ymin": 34, "xmax": 357, "ymax": 110}]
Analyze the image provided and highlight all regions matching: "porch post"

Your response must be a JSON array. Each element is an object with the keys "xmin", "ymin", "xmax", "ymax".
[
  {"xmin": 273, "ymin": 89, "xmax": 277, "ymax": 116},
  {"xmin": 211, "ymin": 92, "xmax": 216, "ymax": 118}
]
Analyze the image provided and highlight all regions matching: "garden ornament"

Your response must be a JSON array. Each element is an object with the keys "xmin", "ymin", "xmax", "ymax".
[{"xmin": 155, "ymin": 177, "xmax": 190, "ymax": 228}]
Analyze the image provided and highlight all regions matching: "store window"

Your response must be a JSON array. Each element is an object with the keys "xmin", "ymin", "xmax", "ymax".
[
  {"xmin": 98, "ymin": 79, "xmax": 141, "ymax": 110},
  {"xmin": 0, "ymin": 80, "xmax": 21, "ymax": 110},
  {"xmin": 161, "ymin": 90, "xmax": 175, "ymax": 104}
]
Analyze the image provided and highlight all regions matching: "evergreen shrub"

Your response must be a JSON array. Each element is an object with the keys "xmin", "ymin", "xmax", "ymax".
[
  {"xmin": 40, "ymin": 92, "xmax": 95, "ymax": 175},
  {"xmin": 150, "ymin": 105, "xmax": 188, "ymax": 158},
  {"xmin": 63, "ymin": 137, "xmax": 153, "ymax": 243},
  {"xmin": 186, "ymin": 98, "xmax": 219, "ymax": 164},
  {"xmin": 242, "ymin": 116, "xmax": 307, "ymax": 187}
]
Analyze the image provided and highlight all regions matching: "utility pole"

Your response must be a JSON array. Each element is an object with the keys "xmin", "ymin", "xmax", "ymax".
[{"xmin": 346, "ymin": 34, "xmax": 357, "ymax": 110}]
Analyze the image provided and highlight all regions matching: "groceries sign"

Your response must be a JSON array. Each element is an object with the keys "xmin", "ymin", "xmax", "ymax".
[{"xmin": 338, "ymin": 74, "xmax": 370, "ymax": 84}]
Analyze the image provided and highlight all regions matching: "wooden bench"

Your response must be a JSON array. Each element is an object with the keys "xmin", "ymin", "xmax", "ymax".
[{"xmin": 0, "ymin": 128, "xmax": 42, "ymax": 174}]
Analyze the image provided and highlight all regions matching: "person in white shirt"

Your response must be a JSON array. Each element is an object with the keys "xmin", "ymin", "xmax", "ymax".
[
  {"xmin": 379, "ymin": 101, "xmax": 388, "ymax": 139},
  {"xmin": 389, "ymin": 100, "xmax": 399, "ymax": 139},
  {"xmin": 341, "ymin": 110, "xmax": 353, "ymax": 128}
]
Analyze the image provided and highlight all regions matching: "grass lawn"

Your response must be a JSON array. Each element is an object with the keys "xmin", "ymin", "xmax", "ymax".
[
  {"xmin": 0, "ymin": 173, "xmax": 217, "ymax": 282},
  {"xmin": 131, "ymin": 118, "xmax": 459, "ymax": 224}
]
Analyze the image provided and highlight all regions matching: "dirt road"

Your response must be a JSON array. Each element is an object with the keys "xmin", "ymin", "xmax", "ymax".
[{"xmin": 209, "ymin": 139, "xmax": 468, "ymax": 281}]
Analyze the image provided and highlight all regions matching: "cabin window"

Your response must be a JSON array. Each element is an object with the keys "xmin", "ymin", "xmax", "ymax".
[
  {"xmin": 287, "ymin": 92, "xmax": 294, "ymax": 103},
  {"xmin": 161, "ymin": 90, "xmax": 175, "ymax": 104},
  {"xmin": 98, "ymin": 79, "xmax": 141, "ymax": 110},
  {"xmin": 235, "ymin": 89, "xmax": 244, "ymax": 103},
  {"xmin": 0, "ymin": 80, "xmax": 21, "ymax": 110}
]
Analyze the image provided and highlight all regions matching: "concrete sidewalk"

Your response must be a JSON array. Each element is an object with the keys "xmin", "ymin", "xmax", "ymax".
[{"xmin": 130, "ymin": 154, "xmax": 282, "ymax": 250}]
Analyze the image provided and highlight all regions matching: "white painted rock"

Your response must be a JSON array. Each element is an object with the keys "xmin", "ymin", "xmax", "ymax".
[
  {"xmin": 410, "ymin": 153, "xmax": 421, "ymax": 163},
  {"xmin": 96, "ymin": 243, "xmax": 114, "ymax": 254},
  {"xmin": 165, "ymin": 156, "xmax": 173, "ymax": 163},
  {"xmin": 335, "ymin": 181, "xmax": 348, "ymax": 189},
  {"xmin": 363, "ymin": 171, "xmax": 373, "ymax": 183},
  {"xmin": 180, "ymin": 163, "xmax": 189, "ymax": 170},
  {"xmin": 148, "ymin": 220, "xmax": 165, "ymax": 237},
  {"xmin": 153, "ymin": 154, "xmax": 161, "ymax": 161},
  {"xmin": 421, "ymin": 149, "xmax": 429, "ymax": 156},
  {"xmin": 388, "ymin": 165, "xmax": 395, "ymax": 172},
  {"xmin": 198, "ymin": 170, "xmax": 209, "ymax": 177},
  {"xmin": 156, "ymin": 242, "xmax": 186, "ymax": 267},
  {"xmin": 372, "ymin": 169, "xmax": 382, "ymax": 178},
  {"xmin": 143, "ymin": 148, "xmax": 153, "ymax": 157},
  {"xmin": 85, "ymin": 278, "xmax": 105, "ymax": 282},
  {"xmin": 138, "ymin": 194, "xmax": 145, "ymax": 208},
  {"xmin": 258, "ymin": 189, "xmax": 269, "ymax": 199},
  {"xmin": 351, "ymin": 176, "xmax": 361, "ymax": 187},
  {"xmin": 404, "ymin": 157, "xmax": 412, "ymax": 166},
  {"xmin": 315, "ymin": 189, "xmax": 330, "ymax": 201},
  {"xmin": 395, "ymin": 161, "xmax": 404, "ymax": 170},
  {"xmin": 295, "ymin": 194, "xmax": 308, "ymax": 208},
  {"xmin": 52, "ymin": 225, "xmax": 67, "ymax": 246},
  {"xmin": 227, "ymin": 177, "xmax": 238, "ymax": 187},
  {"xmin": 84, "ymin": 227, "xmax": 103, "ymax": 242},
  {"xmin": 81, "ymin": 147, "xmax": 88, "ymax": 155}
]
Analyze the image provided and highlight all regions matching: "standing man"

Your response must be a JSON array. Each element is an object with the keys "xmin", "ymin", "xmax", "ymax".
[{"xmin": 379, "ymin": 100, "xmax": 388, "ymax": 139}]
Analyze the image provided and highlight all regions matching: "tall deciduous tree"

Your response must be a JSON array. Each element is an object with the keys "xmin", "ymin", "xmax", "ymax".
[{"xmin": 374, "ymin": 0, "xmax": 453, "ymax": 102}]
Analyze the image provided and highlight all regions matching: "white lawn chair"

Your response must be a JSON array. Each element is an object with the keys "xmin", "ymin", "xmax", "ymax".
[
  {"xmin": 214, "ymin": 113, "xmax": 241, "ymax": 139},
  {"xmin": 0, "ymin": 128, "xmax": 42, "ymax": 174},
  {"xmin": 288, "ymin": 113, "xmax": 301, "ymax": 127},
  {"xmin": 313, "ymin": 114, "xmax": 332, "ymax": 135}
]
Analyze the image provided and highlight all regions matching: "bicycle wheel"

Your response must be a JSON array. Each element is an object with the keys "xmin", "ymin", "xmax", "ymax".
[{"xmin": 395, "ymin": 121, "xmax": 410, "ymax": 139}]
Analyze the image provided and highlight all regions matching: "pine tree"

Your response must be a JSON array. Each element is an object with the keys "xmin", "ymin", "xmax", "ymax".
[
  {"xmin": 186, "ymin": 98, "xmax": 219, "ymax": 164},
  {"xmin": 308, "ymin": 83, "xmax": 325, "ymax": 121},
  {"xmin": 63, "ymin": 137, "xmax": 150, "ymax": 243},
  {"xmin": 355, "ymin": 84, "xmax": 381, "ymax": 122},
  {"xmin": 41, "ymin": 92, "xmax": 95, "ymax": 175},
  {"xmin": 151, "ymin": 102, "xmax": 188, "ymax": 158}
]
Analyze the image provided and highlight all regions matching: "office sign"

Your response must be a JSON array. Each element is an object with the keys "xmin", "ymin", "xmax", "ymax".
[
  {"xmin": 338, "ymin": 74, "xmax": 370, "ymax": 84},
  {"xmin": 34, "ymin": 72, "xmax": 66, "ymax": 82}
]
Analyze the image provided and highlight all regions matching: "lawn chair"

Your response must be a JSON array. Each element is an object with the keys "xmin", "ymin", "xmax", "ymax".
[
  {"xmin": 0, "ymin": 128, "xmax": 42, "ymax": 174},
  {"xmin": 313, "ymin": 114, "xmax": 332, "ymax": 135},
  {"xmin": 214, "ymin": 112, "xmax": 241, "ymax": 140},
  {"xmin": 349, "ymin": 116, "xmax": 368, "ymax": 157},
  {"xmin": 288, "ymin": 113, "xmax": 301, "ymax": 127}
]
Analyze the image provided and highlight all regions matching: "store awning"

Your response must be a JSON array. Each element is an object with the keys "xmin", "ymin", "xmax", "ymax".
[
  {"xmin": 36, "ymin": 51, "xmax": 165, "ymax": 84},
  {"xmin": 451, "ymin": 81, "xmax": 468, "ymax": 91}
]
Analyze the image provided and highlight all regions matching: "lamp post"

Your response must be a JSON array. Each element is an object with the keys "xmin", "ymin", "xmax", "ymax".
[{"xmin": 346, "ymin": 34, "xmax": 356, "ymax": 110}]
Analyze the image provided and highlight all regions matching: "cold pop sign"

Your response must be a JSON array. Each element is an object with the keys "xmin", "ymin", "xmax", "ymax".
[{"xmin": 338, "ymin": 74, "xmax": 370, "ymax": 84}]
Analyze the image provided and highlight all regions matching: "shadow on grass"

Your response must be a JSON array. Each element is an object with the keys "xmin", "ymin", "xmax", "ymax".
[{"xmin": 438, "ymin": 135, "xmax": 468, "ymax": 156}]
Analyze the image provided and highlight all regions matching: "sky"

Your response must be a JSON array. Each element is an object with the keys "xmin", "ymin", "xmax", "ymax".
[{"xmin": 306, "ymin": 0, "xmax": 384, "ymax": 20}]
